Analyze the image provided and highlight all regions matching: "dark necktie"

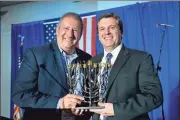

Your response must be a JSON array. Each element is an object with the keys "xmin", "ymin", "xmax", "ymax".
[
  {"xmin": 100, "ymin": 53, "xmax": 113, "ymax": 102},
  {"xmin": 106, "ymin": 53, "xmax": 113, "ymax": 75},
  {"xmin": 100, "ymin": 53, "xmax": 113, "ymax": 120},
  {"xmin": 106, "ymin": 53, "xmax": 113, "ymax": 64}
]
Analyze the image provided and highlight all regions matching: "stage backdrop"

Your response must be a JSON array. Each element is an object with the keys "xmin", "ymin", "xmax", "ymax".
[{"xmin": 11, "ymin": 1, "xmax": 179, "ymax": 120}]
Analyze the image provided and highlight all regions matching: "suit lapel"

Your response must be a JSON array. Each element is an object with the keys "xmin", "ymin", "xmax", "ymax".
[
  {"xmin": 90, "ymin": 53, "xmax": 103, "ymax": 63},
  {"xmin": 45, "ymin": 41, "xmax": 68, "ymax": 93},
  {"xmin": 106, "ymin": 45, "xmax": 130, "ymax": 95}
]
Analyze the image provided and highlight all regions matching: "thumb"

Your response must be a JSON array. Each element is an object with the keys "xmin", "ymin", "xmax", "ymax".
[{"xmin": 98, "ymin": 102, "xmax": 105, "ymax": 107}]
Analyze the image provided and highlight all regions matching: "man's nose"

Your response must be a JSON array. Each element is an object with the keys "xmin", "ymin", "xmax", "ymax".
[
  {"xmin": 67, "ymin": 29, "xmax": 74, "ymax": 38},
  {"xmin": 105, "ymin": 28, "xmax": 110, "ymax": 34}
]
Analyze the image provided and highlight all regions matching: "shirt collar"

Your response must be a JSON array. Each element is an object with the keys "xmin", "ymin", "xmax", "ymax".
[
  {"xmin": 59, "ymin": 47, "xmax": 78, "ymax": 59},
  {"xmin": 102, "ymin": 42, "xmax": 122, "ymax": 64},
  {"xmin": 104, "ymin": 43, "xmax": 122, "ymax": 57}
]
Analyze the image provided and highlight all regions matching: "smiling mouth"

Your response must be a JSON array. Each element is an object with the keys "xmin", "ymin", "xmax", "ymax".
[
  {"xmin": 104, "ymin": 37, "xmax": 112, "ymax": 40},
  {"xmin": 63, "ymin": 37, "xmax": 76, "ymax": 40},
  {"xmin": 63, "ymin": 38, "xmax": 73, "ymax": 41}
]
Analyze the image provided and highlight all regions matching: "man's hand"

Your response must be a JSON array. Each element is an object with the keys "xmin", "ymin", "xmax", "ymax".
[
  {"xmin": 71, "ymin": 108, "xmax": 88, "ymax": 116},
  {"xmin": 89, "ymin": 102, "xmax": 114, "ymax": 116},
  {"xmin": 60, "ymin": 94, "xmax": 84, "ymax": 109}
]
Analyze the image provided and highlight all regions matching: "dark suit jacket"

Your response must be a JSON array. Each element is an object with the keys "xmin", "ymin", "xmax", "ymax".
[
  {"xmin": 91, "ymin": 44, "xmax": 163, "ymax": 120},
  {"xmin": 12, "ymin": 41, "xmax": 92, "ymax": 120}
]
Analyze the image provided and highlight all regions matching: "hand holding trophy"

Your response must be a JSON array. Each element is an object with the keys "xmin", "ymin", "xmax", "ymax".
[{"xmin": 66, "ymin": 60, "xmax": 112, "ymax": 110}]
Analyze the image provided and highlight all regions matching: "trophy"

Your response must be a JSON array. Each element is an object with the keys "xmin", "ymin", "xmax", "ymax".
[{"xmin": 66, "ymin": 61, "xmax": 112, "ymax": 109}]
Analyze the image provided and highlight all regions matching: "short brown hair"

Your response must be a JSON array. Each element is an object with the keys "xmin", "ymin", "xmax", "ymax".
[{"xmin": 97, "ymin": 12, "xmax": 123, "ymax": 34}]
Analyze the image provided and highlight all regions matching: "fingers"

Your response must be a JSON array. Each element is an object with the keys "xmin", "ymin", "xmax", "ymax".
[
  {"xmin": 84, "ymin": 109, "xmax": 88, "ymax": 112},
  {"xmin": 79, "ymin": 109, "xmax": 84, "ymax": 115},
  {"xmin": 90, "ymin": 102, "xmax": 105, "ymax": 114},
  {"xmin": 67, "ymin": 94, "xmax": 84, "ymax": 100},
  {"xmin": 89, "ymin": 109, "xmax": 106, "ymax": 115},
  {"xmin": 90, "ymin": 103, "xmax": 115, "ymax": 116},
  {"xmin": 72, "ymin": 109, "xmax": 81, "ymax": 115},
  {"xmin": 71, "ymin": 108, "xmax": 86, "ymax": 116},
  {"xmin": 98, "ymin": 102, "xmax": 105, "ymax": 107},
  {"xmin": 70, "ymin": 98, "xmax": 82, "ymax": 104},
  {"xmin": 62, "ymin": 94, "xmax": 84, "ymax": 109}
]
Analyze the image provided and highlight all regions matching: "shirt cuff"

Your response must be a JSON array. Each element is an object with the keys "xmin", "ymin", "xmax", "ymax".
[{"xmin": 57, "ymin": 98, "xmax": 63, "ymax": 109}]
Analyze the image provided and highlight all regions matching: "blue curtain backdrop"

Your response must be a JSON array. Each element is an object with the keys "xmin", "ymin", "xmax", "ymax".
[
  {"xmin": 10, "ymin": 1, "xmax": 179, "ymax": 120},
  {"xmin": 96, "ymin": 1, "xmax": 179, "ymax": 120},
  {"xmin": 11, "ymin": 21, "xmax": 45, "ymax": 118}
]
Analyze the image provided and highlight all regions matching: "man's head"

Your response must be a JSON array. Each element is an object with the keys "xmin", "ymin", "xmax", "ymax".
[
  {"xmin": 97, "ymin": 12, "xmax": 123, "ymax": 52},
  {"xmin": 56, "ymin": 12, "xmax": 83, "ymax": 54}
]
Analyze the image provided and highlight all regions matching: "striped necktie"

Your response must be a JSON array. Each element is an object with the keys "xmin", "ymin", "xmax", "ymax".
[
  {"xmin": 106, "ymin": 53, "xmax": 113, "ymax": 64},
  {"xmin": 100, "ymin": 53, "xmax": 113, "ymax": 120},
  {"xmin": 100, "ymin": 53, "xmax": 113, "ymax": 102}
]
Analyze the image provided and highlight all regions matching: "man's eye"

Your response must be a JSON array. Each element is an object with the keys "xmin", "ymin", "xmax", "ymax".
[
  {"xmin": 64, "ymin": 27, "xmax": 69, "ymax": 30},
  {"xmin": 100, "ymin": 28, "xmax": 104, "ymax": 31},
  {"xmin": 110, "ymin": 26, "xmax": 115, "ymax": 29},
  {"xmin": 73, "ymin": 29, "xmax": 78, "ymax": 32}
]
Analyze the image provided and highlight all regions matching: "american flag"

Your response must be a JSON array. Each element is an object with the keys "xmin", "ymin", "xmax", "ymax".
[
  {"xmin": 44, "ymin": 14, "xmax": 97, "ymax": 56},
  {"xmin": 13, "ymin": 37, "xmax": 24, "ymax": 120},
  {"xmin": 13, "ymin": 105, "xmax": 23, "ymax": 120},
  {"xmin": 44, "ymin": 21, "xmax": 58, "ymax": 43}
]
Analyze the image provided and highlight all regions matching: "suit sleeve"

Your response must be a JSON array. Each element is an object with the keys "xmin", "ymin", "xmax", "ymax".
[
  {"xmin": 113, "ymin": 54, "xmax": 163, "ymax": 119},
  {"xmin": 12, "ymin": 48, "xmax": 59, "ymax": 108}
]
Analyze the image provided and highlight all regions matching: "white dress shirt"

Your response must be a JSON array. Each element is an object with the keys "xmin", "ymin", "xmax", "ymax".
[
  {"xmin": 57, "ymin": 48, "xmax": 78, "ymax": 109},
  {"xmin": 100, "ymin": 43, "xmax": 122, "ymax": 120},
  {"xmin": 101, "ymin": 43, "xmax": 122, "ymax": 66}
]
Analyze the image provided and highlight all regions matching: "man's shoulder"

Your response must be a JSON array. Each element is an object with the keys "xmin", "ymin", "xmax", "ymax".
[
  {"xmin": 125, "ymin": 47, "xmax": 155, "ymax": 63},
  {"xmin": 23, "ymin": 42, "xmax": 54, "ymax": 60},
  {"xmin": 127, "ymin": 47, "xmax": 150, "ymax": 57},
  {"xmin": 76, "ymin": 48, "xmax": 92, "ymax": 59},
  {"xmin": 30, "ymin": 42, "xmax": 52, "ymax": 53},
  {"xmin": 90, "ymin": 53, "xmax": 103, "ymax": 62}
]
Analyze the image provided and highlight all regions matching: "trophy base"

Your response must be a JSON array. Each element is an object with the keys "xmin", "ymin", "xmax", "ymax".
[{"xmin": 75, "ymin": 106, "xmax": 105, "ymax": 110}]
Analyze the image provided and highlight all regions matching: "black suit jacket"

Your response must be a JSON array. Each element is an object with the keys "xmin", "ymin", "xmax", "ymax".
[
  {"xmin": 12, "ymin": 41, "xmax": 92, "ymax": 120},
  {"xmin": 91, "ymin": 44, "xmax": 163, "ymax": 120}
]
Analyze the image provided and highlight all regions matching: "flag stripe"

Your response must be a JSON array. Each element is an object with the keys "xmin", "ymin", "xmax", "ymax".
[
  {"xmin": 78, "ymin": 17, "xmax": 84, "ymax": 50},
  {"xmin": 78, "ymin": 34, "xmax": 83, "ymax": 50},
  {"xmin": 86, "ymin": 17, "xmax": 92, "ymax": 55},
  {"xmin": 78, "ymin": 15, "xmax": 96, "ymax": 56},
  {"xmin": 91, "ymin": 16, "xmax": 96, "ymax": 56},
  {"xmin": 83, "ymin": 18, "xmax": 87, "ymax": 52}
]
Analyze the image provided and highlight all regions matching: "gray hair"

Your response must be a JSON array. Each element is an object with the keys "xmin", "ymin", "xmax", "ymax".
[{"xmin": 58, "ymin": 12, "xmax": 83, "ymax": 35}]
